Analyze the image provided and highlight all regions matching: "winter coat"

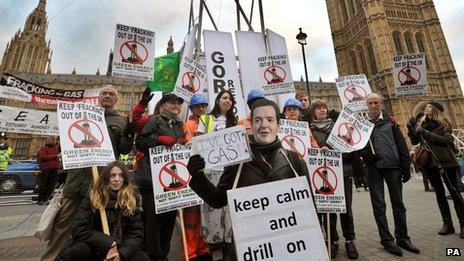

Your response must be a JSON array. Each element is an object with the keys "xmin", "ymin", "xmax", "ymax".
[
  {"xmin": 38, "ymin": 143, "xmax": 60, "ymax": 170},
  {"xmin": 62, "ymin": 110, "xmax": 133, "ymax": 198},
  {"xmin": 0, "ymin": 144, "xmax": 12, "ymax": 171},
  {"xmin": 135, "ymin": 113, "xmax": 184, "ymax": 189},
  {"xmin": 189, "ymin": 138, "xmax": 309, "ymax": 208},
  {"xmin": 360, "ymin": 112, "xmax": 410, "ymax": 171},
  {"xmin": 71, "ymin": 194, "xmax": 144, "ymax": 260},
  {"xmin": 409, "ymin": 117, "xmax": 459, "ymax": 168}
]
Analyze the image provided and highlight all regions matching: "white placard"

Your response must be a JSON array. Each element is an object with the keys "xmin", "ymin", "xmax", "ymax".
[
  {"xmin": 336, "ymin": 74, "xmax": 372, "ymax": 112},
  {"xmin": 57, "ymin": 102, "xmax": 115, "ymax": 170},
  {"xmin": 227, "ymin": 176, "xmax": 328, "ymax": 261},
  {"xmin": 277, "ymin": 119, "xmax": 311, "ymax": 159},
  {"xmin": 0, "ymin": 85, "xmax": 32, "ymax": 102},
  {"xmin": 149, "ymin": 144, "xmax": 203, "ymax": 214},
  {"xmin": 0, "ymin": 105, "xmax": 58, "ymax": 136},
  {"xmin": 307, "ymin": 148, "xmax": 345, "ymax": 213},
  {"xmin": 257, "ymin": 54, "xmax": 295, "ymax": 95},
  {"xmin": 172, "ymin": 56, "xmax": 207, "ymax": 103},
  {"xmin": 112, "ymin": 23, "xmax": 155, "ymax": 80},
  {"xmin": 191, "ymin": 125, "xmax": 251, "ymax": 170},
  {"xmin": 327, "ymin": 107, "xmax": 374, "ymax": 153},
  {"xmin": 392, "ymin": 52, "xmax": 427, "ymax": 97},
  {"xmin": 204, "ymin": 30, "xmax": 247, "ymax": 119}
]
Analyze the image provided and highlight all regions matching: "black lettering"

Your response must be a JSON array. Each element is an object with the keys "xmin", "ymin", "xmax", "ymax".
[
  {"xmin": 15, "ymin": 111, "xmax": 27, "ymax": 121},
  {"xmin": 39, "ymin": 114, "xmax": 49, "ymax": 124}
]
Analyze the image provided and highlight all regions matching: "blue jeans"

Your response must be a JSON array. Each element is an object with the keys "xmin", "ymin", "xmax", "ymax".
[{"xmin": 367, "ymin": 167, "xmax": 410, "ymax": 245}]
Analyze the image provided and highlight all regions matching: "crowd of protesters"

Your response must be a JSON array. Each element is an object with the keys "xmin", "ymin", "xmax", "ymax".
[{"xmin": 16, "ymin": 84, "xmax": 461, "ymax": 261}]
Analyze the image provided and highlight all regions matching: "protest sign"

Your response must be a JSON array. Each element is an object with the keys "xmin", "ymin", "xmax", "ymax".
[
  {"xmin": 327, "ymin": 107, "xmax": 374, "ymax": 153},
  {"xmin": 149, "ymin": 143, "xmax": 203, "ymax": 214},
  {"xmin": 191, "ymin": 125, "xmax": 251, "ymax": 170},
  {"xmin": 392, "ymin": 52, "xmax": 427, "ymax": 97},
  {"xmin": 203, "ymin": 30, "xmax": 247, "ymax": 119},
  {"xmin": 112, "ymin": 23, "xmax": 155, "ymax": 81},
  {"xmin": 278, "ymin": 119, "xmax": 311, "ymax": 158},
  {"xmin": 1, "ymin": 74, "xmax": 99, "ymax": 106},
  {"xmin": 307, "ymin": 148, "xmax": 345, "ymax": 213},
  {"xmin": 257, "ymin": 54, "xmax": 295, "ymax": 95},
  {"xmin": 227, "ymin": 176, "xmax": 328, "ymax": 261},
  {"xmin": 173, "ymin": 56, "xmax": 207, "ymax": 103},
  {"xmin": 336, "ymin": 74, "xmax": 371, "ymax": 112},
  {"xmin": 0, "ymin": 105, "xmax": 58, "ymax": 136},
  {"xmin": 57, "ymin": 101, "xmax": 115, "ymax": 170}
]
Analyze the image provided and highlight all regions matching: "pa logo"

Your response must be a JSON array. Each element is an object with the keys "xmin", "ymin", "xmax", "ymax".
[{"xmin": 446, "ymin": 248, "xmax": 461, "ymax": 256}]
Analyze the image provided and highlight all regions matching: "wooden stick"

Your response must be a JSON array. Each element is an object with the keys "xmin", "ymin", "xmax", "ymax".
[
  {"xmin": 327, "ymin": 213, "xmax": 331, "ymax": 258},
  {"xmin": 179, "ymin": 209, "xmax": 190, "ymax": 261},
  {"xmin": 91, "ymin": 165, "xmax": 110, "ymax": 235}
]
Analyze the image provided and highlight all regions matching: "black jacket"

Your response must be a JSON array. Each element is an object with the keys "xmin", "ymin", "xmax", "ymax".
[
  {"xmin": 135, "ymin": 113, "xmax": 184, "ymax": 189},
  {"xmin": 71, "ymin": 195, "xmax": 144, "ymax": 260},
  {"xmin": 189, "ymin": 139, "xmax": 309, "ymax": 208}
]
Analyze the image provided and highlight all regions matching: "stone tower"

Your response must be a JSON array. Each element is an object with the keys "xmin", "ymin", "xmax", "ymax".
[
  {"xmin": 325, "ymin": 0, "xmax": 464, "ymax": 128},
  {"xmin": 0, "ymin": 0, "xmax": 51, "ymax": 74}
]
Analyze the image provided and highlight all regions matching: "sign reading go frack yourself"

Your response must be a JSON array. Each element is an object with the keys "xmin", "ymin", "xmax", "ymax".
[
  {"xmin": 227, "ymin": 177, "xmax": 328, "ymax": 261},
  {"xmin": 190, "ymin": 125, "xmax": 251, "ymax": 170},
  {"xmin": 57, "ymin": 101, "xmax": 115, "ymax": 170}
]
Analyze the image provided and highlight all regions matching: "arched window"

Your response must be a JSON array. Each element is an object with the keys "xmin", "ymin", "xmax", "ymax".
[
  {"xmin": 415, "ymin": 32, "xmax": 430, "ymax": 69},
  {"xmin": 349, "ymin": 50, "xmax": 359, "ymax": 74},
  {"xmin": 357, "ymin": 45, "xmax": 368, "ymax": 75},
  {"xmin": 392, "ymin": 31, "xmax": 403, "ymax": 55},
  {"xmin": 340, "ymin": 0, "xmax": 349, "ymax": 24},
  {"xmin": 404, "ymin": 32, "xmax": 414, "ymax": 53}
]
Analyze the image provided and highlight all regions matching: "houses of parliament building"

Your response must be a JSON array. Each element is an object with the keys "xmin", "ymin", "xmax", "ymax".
[{"xmin": 1, "ymin": 0, "xmax": 462, "ymax": 158}]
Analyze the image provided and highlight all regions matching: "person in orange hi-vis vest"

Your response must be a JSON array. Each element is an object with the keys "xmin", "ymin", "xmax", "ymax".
[
  {"xmin": 183, "ymin": 94, "xmax": 212, "ymax": 261},
  {"xmin": 238, "ymin": 89, "xmax": 265, "ymax": 135}
]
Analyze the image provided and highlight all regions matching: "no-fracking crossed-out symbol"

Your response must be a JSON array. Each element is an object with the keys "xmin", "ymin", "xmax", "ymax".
[
  {"xmin": 68, "ymin": 119, "xmax": 104, "ymax": 148},
  {"xmin": 337, "ymin": 122, "xmax": 361, "ymax": 146},
  {"xmin": 312, "ymin": 165, "xmax": 338, "ymax": 195},
  {"xmin": 398, "ymin": 65, "xmax": 421, "ymax": 86},
  {"xmin": 120, "ymin": 40, "xmax": 148, "ymax": 65},
  {"xmin": 158, "ymin": 161, "xmax": 191, "ymax": 191},
  {"xmin": 282, "ymin": 134, "xmax": 306, "ymax": 158},
  {"xmin": 181, "ymin": 71, "xmax": 200, "ymax": 93},
  {"xmin": 264, "ymin": 65, "xmax": 286, "ymax": 84},
  {"xmin": 344, "ymin": 82, "xmax": 366, "ymax": 103}
]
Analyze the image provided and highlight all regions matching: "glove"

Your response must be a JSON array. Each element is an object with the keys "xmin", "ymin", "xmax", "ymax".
[
  {"xmin": 401, "ymin": 169, "xmax": 411, "ymax": 183},
  {"xmin": 124, "ymin": 121, "xmax": 136, "ymax": 138},
  {"xmin": 140, "ymin": 87, "xmax": 154, "ymax": 105},
  {"xmin": 187, "ymin": 154, "xmax": 205, "ymax": 177},
  {"xmin": 416, "ymin": 126, "xmax": 428, "ymax": 135},
  {"xmin": 157, "ymin": 135, "xmax": 176, "ymax": 146},
  {"xmin": 407, "ymin": 117, "xmax": 417, "ymax": 129},
  {"xmin": 177, "ymin": 138, "xmax": 188, "ymax": 145}
]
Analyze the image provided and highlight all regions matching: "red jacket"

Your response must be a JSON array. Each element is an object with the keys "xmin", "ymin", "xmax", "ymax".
[
  {"xmin": 132, "ymin": 102, "xmax": 149, "ymax": 134},
  {"xmin": 39, "ymin": 143, "xmax": 61, "ymax": 170}
]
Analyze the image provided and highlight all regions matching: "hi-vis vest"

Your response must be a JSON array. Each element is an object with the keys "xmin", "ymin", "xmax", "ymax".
[{"xmin": 199, "ymin": 115, "xmax": 214, "ymax": 134}]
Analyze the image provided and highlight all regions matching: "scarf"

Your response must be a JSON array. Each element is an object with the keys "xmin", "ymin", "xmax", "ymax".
[
  {"xmin": 161, "ymin": 111, "xmax": 181, "ymax": 128},
  {"xmin": 249, "ymin": 136, "xmax": 282, "ymax": 176},
  {"xmin": 107, "ymin": 190, "xmax": 123, "ymax": 245},
  {"xmin": 422, "ymin": 117, "xmax": 441, "ymax": 132},
  {"xmin": 310, "ymin": 118, "xmax": 334, "ymax": 132}
]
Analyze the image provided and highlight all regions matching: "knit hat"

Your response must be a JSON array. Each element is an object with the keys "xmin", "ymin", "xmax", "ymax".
[{"xmin": 428, "ymin": 101, "xmax": 444, "ymax": 112}]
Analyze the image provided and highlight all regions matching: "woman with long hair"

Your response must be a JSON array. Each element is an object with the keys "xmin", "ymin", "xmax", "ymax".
[
  {"xmin": 197, "ymin": 90, "xmax": 237, "ymax": 260},
  {"xmin": 63, "ymin": 161, "xmax": 148, "ymax": 260},
  {"xmin": 408, "ymin": 101, "xmax": 464, "ymax": 239}
]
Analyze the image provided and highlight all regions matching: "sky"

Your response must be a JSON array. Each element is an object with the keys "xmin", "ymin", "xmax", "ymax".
[{"xmin": 0, "ymin": 0, "xmax": 463, "ymax": 87}]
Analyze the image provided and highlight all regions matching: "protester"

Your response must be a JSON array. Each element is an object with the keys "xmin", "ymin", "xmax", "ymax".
[
  {"xmin": 360, "ymin": 93, "xmax": 419, "ymax": 256},
  {"xmin": 282, "ymin": 98, "xmax": 303, "ymax": 121},
  {"xmin": 309, "ymin": 99, "xmax": 359, "ymax": 259},
  {"xmin": 37, "ymin": 137, "xmax": 61, "ymax": 205},
  {"xmin": 41, "ymin": 85, "xmax": 135, "ymax": 261},
  {"xmin": 238, "ymin": 89, "xmax": 265, "ymax": 134},
  {"xmin": 296, "ymin": 92, "xmax": 310, "ymax": 110},
  {"xmin": 135, "ymin": 93, "xmax": 186, "ymax": 260},
  {"xmin": 182, "ymin": 94, "xmax": 212, "ymax": 261},
  {"xmin": 188, "ymin": 98, "xmax": 310, "ymax": 260},
  {"xmin": 197, "ymin": 90, "xmax": 237, "ymax": 261},
  {"xmin": 407, "ymin": 101, "xmax": 464, "ymax": 239},
  {"xmin": 0, "ymin": 132, "xmax": 12, "ymax": 171},
  {"xmin": 62, "ymin": 161, "xmax": 149, "ymax": 260},
  {"xmin": 407, "ymin": 101, "xmax": 433, "ymax": 192}
]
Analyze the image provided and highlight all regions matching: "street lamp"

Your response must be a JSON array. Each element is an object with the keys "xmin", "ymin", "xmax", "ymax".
[{"xmin": 296, "ymin": 28, "xmax": 310, "ymax": 103}]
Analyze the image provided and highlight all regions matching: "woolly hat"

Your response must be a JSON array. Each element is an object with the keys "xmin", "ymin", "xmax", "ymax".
[{"xmin": 428, "ymin": 101, "xmax": 444, "ymax": 112}]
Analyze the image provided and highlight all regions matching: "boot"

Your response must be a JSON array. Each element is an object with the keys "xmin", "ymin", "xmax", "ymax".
[{"xmin": 438, "ymin": 221, "xmax": 455, "ymax": 235}]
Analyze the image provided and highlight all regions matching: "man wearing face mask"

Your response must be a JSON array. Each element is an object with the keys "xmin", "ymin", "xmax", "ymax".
[
  {"xmin": 0, "ymin": 132, "xmax": 12, "ymax": 172},
  {"xmin": 42, "ymin": 85, "xmax": 135, "ymax": 261}
]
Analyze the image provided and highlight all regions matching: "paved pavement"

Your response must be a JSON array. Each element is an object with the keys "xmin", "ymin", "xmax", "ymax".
[{"xmin": 0, "ymin": 177, "xmax": 463, "ymax": 260}]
